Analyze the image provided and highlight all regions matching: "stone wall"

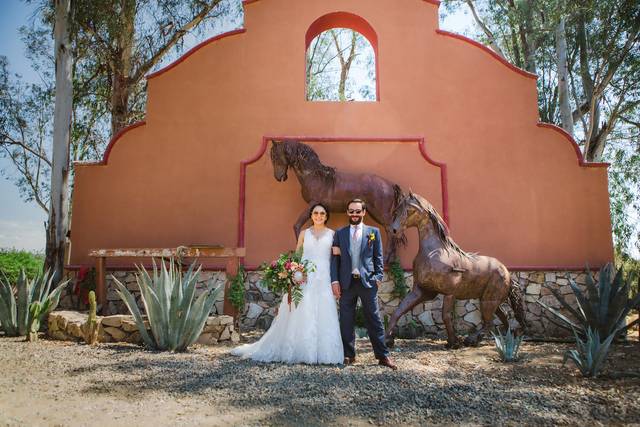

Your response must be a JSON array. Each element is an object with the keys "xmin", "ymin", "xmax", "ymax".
[
  {"xmin": 61, "ymin": 269, "xmax": 593, "ymax": 339},
  {"xmin": 48, "ymin": 311, "xmax": 239, "ymax": 345}
]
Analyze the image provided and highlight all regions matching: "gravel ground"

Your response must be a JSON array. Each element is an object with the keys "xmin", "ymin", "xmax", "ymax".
[{"xmin": 1, "ymin": 334, "xmax": 639, "ymax": 426}]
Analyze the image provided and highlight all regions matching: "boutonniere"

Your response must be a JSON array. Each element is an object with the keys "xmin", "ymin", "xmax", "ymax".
[{"xmin": 367, "ymin": 231, "xmax": 376, "ymax": 246}]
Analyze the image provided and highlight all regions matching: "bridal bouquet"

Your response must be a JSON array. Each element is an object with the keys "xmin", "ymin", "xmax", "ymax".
[{"xmin": 261, "ymin": 250, "xmax": 315, "ymax": 307}]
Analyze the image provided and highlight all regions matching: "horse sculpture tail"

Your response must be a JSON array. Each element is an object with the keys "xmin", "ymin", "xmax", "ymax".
[
  {"xmin": 392, "ymin": 184, "xmax": 408, "ymax": 246},
  {"xmin": 508, "ymin": 278, "xmax": 528, "ymax": 332}
]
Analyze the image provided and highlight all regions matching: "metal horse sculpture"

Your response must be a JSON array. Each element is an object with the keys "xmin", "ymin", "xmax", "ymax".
[
  {"xmin": 386, "ymin": 192, "xmax": 526, "ymax": 348},
  {"xmin": 270, "ymin": 140, "xmax": 405, "ymax": 261}
]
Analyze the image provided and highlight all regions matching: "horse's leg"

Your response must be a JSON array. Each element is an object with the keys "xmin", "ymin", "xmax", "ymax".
[
  {"xmin": 292, "ymin": 206, "xmax": 312, "ymax": 240},
  {"xmin": 385, "ymin": 287, "xmax": 430, "ymax": 348},
  {"xmin": 442, "ymin": 295, "xmax": 462, "ymax": 349},
  {"xmin": 464, "ymin": 274, "xmax": 510, "ymax": 346}
]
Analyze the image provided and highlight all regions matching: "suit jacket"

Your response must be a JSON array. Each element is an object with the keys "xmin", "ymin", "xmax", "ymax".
[{"xmin": 330, "ymin": 224, "xmax": 384, "ymax": 289}]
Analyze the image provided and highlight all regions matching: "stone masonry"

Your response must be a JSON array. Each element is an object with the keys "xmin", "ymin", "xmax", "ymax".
[
  {"xmin": 60, "ymin": 268, "xmax": 595, "ymax": 339},
  {"xmin": 47, "ymin": 311, "xmax": 239, "ymax": 345}
]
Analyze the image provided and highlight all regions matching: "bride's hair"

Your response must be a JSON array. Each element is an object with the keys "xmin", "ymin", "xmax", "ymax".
[{"xmin": 309, "ymin": 202, "xmax": 330, "ymax": 224}]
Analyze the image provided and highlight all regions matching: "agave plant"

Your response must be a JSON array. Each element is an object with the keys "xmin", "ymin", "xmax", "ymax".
[
  {"xmin": 538, "ymin": 263, "xmax": 639, "ymax": 341},
  {"xmin": 563, "ymin": 327, "xmax": 616, "ymax": 377},
  {"xmin": 0, "ymin": 269, "xmax": 70, "ymax": 340},
  {"xmin": 111, "ymin": 259, "xmax": 220, "ymax": 352},
  {"xmin": 492, "ymin": 326, "xmax": 523, "ymax": 362}
]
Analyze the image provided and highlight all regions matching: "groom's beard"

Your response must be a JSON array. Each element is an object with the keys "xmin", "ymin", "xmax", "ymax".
[{"xmin": 349, "ymin": 217, "xmax": 363, "ymax": 225}]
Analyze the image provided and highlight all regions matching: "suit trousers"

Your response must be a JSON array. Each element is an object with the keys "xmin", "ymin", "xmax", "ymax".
[{"xmin": 339, "ymin": 276, "xmax": 389, "ymax": 360}]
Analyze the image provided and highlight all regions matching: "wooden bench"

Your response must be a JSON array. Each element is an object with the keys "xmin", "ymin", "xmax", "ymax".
[{"xmin": 88, "ymin": 246, "xmax": 246, "ymax": 315}]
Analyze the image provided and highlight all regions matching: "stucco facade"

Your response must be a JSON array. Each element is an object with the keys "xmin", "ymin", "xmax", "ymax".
[{"xmin": 69, "ymin": 0, "xmax": 613, "ymax": 271}]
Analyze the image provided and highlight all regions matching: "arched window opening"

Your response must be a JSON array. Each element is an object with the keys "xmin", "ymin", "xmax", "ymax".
[
  {"xmin": 306, "ymin": 29, "xmax": 376, "ymax": 101},
  {"xmin": 305, "ymin": 12, "xmax": 379, "ymax": 102}
]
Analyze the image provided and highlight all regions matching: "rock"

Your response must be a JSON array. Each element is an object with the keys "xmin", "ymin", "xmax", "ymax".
[
  {"xmin": 545, "ymin": 272, "xmax": 556, "ymax": 282},
  {"xmin": 219, "ymin": 328, "xmax": 231, "ymax": 341},
  {"xmin": 121, "ymin": 320, "xmax": 138, "ymax": 332},
  {"xmin": 529, "ymin": 272, "xmax": 544, "ymax": 284},
  {"xmin": 463, "ymin": 310, "xmax": 482, "ymax": 325},
  {"xmin": 126, "ymin": 331, "xmax": 141, "ymax": 344},
  {"xmin": 104, "ymin": 326, "xmax": 127, "ymax": 341},
  {"xmin": 67, "ymin": 321, "xmax": 84, "ymax": 339},
  {"xmin": 387, "ymin": 298, "xmax": 400, "ymax": 307},
  {"xmin": 246, "ymin": 303, "xmax": 263, "ymax": 319},
  {"xmin": 556, "ymin": 278, "xmax": 569, "ymax": 286},
  {"xmin": 378, "ymin": 281, "xmax": 394, "ymax": 294},
  {"xmin": 206, "ymin": 317, "xmax": 221, "ymax": 326},
  {"xmin": 418, "ymin": 311, "xmax": 434, "ymax": 326},
  {"xmin": 101, "ymin": 315, "xmax": 127, "ymax": 327},
  {"xmin": 219, "ymin": 315, "xmax": 233, "ymax": 325},
  {"xmin": 197, "ymin": 333, "xmax": 218, "ymax": 345},
  {"xmin": 526, "ymin": 283, "xmax": 541, "ymax": 295},
  {"xmin": 231, "ymin": 331, "xmax": 240, "ymax": 343},
  {"xmin": 455, "ymin": 305, "xmax": 467, "ymax": 317}
]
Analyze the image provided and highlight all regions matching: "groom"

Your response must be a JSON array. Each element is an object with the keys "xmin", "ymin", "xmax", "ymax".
[{"xmin": 330, "ymin": 199, "xmax": 397, "ymax": 370}]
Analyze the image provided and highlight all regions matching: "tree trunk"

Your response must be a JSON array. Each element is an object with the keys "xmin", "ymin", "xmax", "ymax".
[
  {"xmin": 555, "ymin": 15, "xmax": 573, "ymax": 134},
  {"xmin": 46, "ymin": 0, "xmax": 73, "ymax": 282},
  {"xmin": 110, "ymin": 0, "xmax": 136, "ymax": 136}
]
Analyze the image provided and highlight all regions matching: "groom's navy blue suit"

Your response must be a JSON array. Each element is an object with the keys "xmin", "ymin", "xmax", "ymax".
[{"xmin": 330, "ymin": 224, "xmax": 389, "ymax": 360}]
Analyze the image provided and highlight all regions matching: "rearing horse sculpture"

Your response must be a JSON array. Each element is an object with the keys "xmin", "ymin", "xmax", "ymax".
[
  {"xmin": 270, "ymin": 140, "xmax": 404, "ymax": 261},
  {"xmin": 387, "ymin": 192, "xmax": 527, "ymax": 348}
]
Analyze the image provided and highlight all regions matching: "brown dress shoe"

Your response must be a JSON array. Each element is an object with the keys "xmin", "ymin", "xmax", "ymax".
[
  {"xmin": 343, "ymin": 357, "xmax": 356, "ymax": 365},
  {"xmin": 378, "ymin": 357, "xmax": 398, "ymax": 370}
]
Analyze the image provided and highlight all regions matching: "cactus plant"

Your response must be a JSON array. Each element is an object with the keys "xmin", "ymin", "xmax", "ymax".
[
  {"xmin": 0, "ymin": 269, "xmax": 69, "ymax": 338},
  {"xmin": 538, "ymin": 263, "xmax": 640, "ymax": 341},
  {"xmin": 111, "ymin": 259, "xmax": 221, "ymax": 352},
  {"xmin": 492, "ymin": 326, "xmax": 523, "ymax": 362},
  {"xmin": 83, "ymin": 291, "xmax": 99, "ymax": 345},
  {"xmin": 563, "ymin": 327, "xmax": 616, "ymax": 377}
]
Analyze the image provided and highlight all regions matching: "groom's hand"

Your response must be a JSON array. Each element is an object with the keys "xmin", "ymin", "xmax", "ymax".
[{"xmin": 331, "ymin": 282, "xmax": 341, "ymax": 298}]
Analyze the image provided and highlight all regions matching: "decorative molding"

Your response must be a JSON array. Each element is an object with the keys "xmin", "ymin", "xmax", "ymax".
[
  {"xmin": 74, "ymin": 121, "xmax": 146, "ymax": 167},
  {"xmin": 435, "ymin": 30, "xmax": 537, "ymax": 80},
  {"xmin": 237, "ymin": 136, "xmax": 449, "ymax": 248},
  {"xmin": 146, "ymin": 29, "xmax": 246, "ymax": 80},
  {"xmin": 536, "ymin": 123, "xmax": 609, "ymax": 168}
]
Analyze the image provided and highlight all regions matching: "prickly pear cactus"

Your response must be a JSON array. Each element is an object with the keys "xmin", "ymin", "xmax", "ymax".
[{"xmin": 83, "ymin": 291, "xmax": 99, "ymax": 345}]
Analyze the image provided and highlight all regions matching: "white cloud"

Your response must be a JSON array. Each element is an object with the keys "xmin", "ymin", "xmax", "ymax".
[{"xmin": 0, "ymin": 219, "xmax": 45, "ymax": 252}]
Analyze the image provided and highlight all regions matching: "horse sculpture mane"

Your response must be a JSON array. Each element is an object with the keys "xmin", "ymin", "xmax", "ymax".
[
  {"xmin": 407, "ymin": 193, "xmax": 474, "ymax": 259},
  {"xmin": 278, "ymin": 140, "xmax": 336, "ymax": 185}
]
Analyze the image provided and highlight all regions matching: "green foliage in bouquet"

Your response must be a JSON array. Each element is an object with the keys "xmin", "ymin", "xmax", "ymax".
[
  {"xmin": 563, "ymin": 327, "xmax": 616, "ymax": 377},
  {"xmin": 538, "ymin": 263, "xmax": 639, "ymax": 341},
  {"xmin": 0, "ymin": 269, "xmax": 69, "ymax": 339},
  {"xmin": 111, "ymin": 259, "xmax": 220, "ymax": 352},
  {"xmin": 261, "ymin": 250, "xmax": 315, "ymax": 306},
  {"xmin": 492, "ymin": 326, "xmax": 523, "ymax": 362}
]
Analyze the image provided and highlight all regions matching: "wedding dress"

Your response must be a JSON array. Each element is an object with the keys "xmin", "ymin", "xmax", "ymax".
[{"xmin": 231, "ymin": 228, "xmax": 343, "ymax": 364}]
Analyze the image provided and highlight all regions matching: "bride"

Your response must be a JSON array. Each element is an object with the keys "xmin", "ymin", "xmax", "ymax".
[{"xmin": 231, "ymin": 203, "xmax": 344, "ymax": 364}]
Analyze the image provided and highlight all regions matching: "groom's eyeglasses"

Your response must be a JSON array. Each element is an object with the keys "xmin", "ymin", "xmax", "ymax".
[{"xmin": 347, "ymin": 209, "xmax": 363, "ymax": 214}]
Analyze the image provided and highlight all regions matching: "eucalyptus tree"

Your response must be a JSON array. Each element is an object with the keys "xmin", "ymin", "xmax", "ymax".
[
  {"xmin": 442, "ymin": 0, "xmax": 640, "ymax": 254},
  {"xmin": 0, "ymin": 0, "xmax": 241, "ymax": 273}
]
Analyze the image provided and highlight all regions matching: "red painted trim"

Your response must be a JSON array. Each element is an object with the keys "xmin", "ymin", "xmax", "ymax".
[
  {"xmin": 146, "ymin": 29, "xmax": 246, "ymax": 80},
  {"xmin": 74, "ymin": 121, "xmax": 146, "ymax": 167},
  {"xmin": 435, "ymin": 30, "xmax": 537, "ymax": 80},
  {"xmin": 237, "ymin": 135, "xmax": 450, "ymax": 252},
  {"xmin": 422, "ymin": 0, "xmax": 441, "ymax": 5},
  {"xmin": 536, "ymin": 123, "xmax": 609, "ymax": 168}
]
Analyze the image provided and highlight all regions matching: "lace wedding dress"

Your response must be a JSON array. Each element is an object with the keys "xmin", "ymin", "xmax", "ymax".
[{"xmin": 231, "ymin": 228, "xmax": 343, "ymax": 364}]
